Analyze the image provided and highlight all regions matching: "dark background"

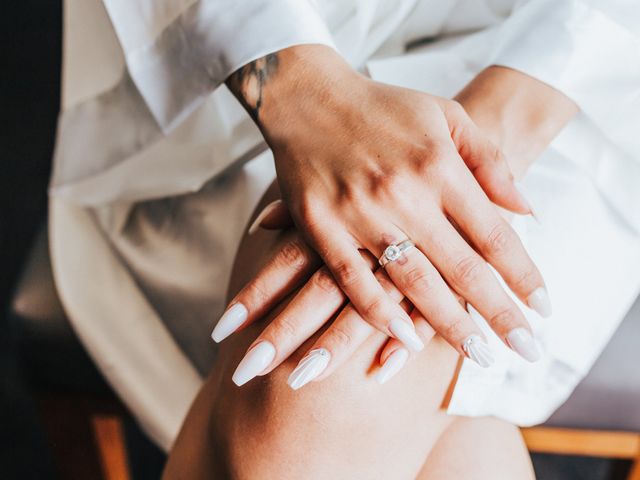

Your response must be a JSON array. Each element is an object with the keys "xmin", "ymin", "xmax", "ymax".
[{"xmin": 1, "ymin": 1, "xmax": 61, "ymax": 477}]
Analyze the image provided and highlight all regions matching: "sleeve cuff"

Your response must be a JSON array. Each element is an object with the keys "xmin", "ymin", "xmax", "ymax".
[{"xmin": 103, "ymin": 0, "xmax": 336, "ymax": 132}]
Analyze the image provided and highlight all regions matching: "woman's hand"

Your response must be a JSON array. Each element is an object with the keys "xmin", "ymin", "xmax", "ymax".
[
  {"xmin": 225, "ymin": 45, "xmax": 548, "ymax": 362},
  {"xmin": 217, "ymin": 64, "xmax": 578, "ymax": 388}
]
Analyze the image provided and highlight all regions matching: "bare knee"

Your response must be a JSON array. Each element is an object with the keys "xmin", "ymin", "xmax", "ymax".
[{"xmin": 211, "ymin": 329, "xmax": 459, "ymax": 479}]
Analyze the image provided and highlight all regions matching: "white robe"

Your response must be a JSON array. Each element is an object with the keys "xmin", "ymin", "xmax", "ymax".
[{"xmin": 51, "ymin": 0, "xmax": 640, "ymax": 450}]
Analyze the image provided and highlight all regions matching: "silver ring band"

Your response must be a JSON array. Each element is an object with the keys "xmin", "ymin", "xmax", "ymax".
[{"xmin": 378, "ymin": 239, "xmax": 415, "ymax": 267}]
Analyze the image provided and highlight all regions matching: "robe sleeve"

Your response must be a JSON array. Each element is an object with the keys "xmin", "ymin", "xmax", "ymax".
[{"xmin": 101, "ymin": 0, "xmax": 336, "ymax": 132}]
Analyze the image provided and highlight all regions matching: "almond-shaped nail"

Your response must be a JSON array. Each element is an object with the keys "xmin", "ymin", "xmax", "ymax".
[
  {"xmin": 514, "ymin": 181, "xmax": 540, "ymax": 222},
  {"xmin": 462, "ymin": 335, "xmax": 494, "ymax": 368},
  {"xmin": 287, "ymin": 348, "xmax": 331, "ymax": 390},
  {"xmin": 388, "ymin": 318, "xmax": 424, "ymax": 352},
  {"xmin": 527, "ymin": 287, "xmax": 552, "ymax": 318},
  {"xmin": 248, "ymin": 200, "xmax": 283, "ymax": 235},
  {"xmin": 211, "ymin": 303, "xmax": 248, "ymax": 342},
  {"xmin": 375, "ymin": 348, "xmax": 409, "ymax": 384},
  {"xmin": 506, "ymin": 328, "xmax": 540, "ymax": 362},
  {"xmin": 232, "ymin": 342, "xmax": 276, "ymax": 386}
]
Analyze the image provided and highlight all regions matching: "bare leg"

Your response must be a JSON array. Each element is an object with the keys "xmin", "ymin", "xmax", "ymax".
[
  {"xmin": 164, "ymin": 186, "xmax": 534, "ymax": 479},
  {"xmin": 418, "ymin": 417, "xmax": 535, "ymax": 479}
]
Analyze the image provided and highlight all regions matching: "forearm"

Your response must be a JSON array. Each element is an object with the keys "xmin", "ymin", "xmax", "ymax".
[{"xmin": 455, "ymin": 66, "xmax": 579, "ymax": 178}]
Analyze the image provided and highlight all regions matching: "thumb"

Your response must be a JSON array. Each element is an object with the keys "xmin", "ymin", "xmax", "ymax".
[
  {"xmin": 248, "ymin": 199, "xmax": 293, "ymax": 234},
  {"xmin": 448, "ymin": 105, "xmax": 533, "ymax": 216}
]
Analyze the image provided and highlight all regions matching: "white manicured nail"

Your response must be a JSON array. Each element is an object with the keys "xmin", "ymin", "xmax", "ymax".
[
  {"xmin": 232, "ymin": 342, "xmax": 276, "ymax": 386},
  {"xmin": 389, "ymin": 318, "xmax": 424, "ymax": 352},
  {"xmin": 248, "ymin": 200, "xmax": 283, "ymax": 235},
  {"xmin": 462, "ymin": 335, "xmax": 494, "ymax": 368},
  {"xmin": 514, "ymin": 181, "xmax": 540, "ymax": 222},
  {"xmin": 375, "ymin": 348, "xmax": 409, "ymax": 384},
  {"xmin": 212, "ymin": 303, "xmax": 248, "ymax": 342},
  {"xmin": 287, "ymin": 348, "xmax": 331, "ymax": 390},
  {"xmin": 528, "ymin": 287, "xmax": 552, "ymax": 318},
  {"xmin": 506, "ymin": 328, "xmax": 541, "ymax": 362}
]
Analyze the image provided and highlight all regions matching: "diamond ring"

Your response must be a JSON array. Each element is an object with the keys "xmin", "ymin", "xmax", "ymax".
[{"xmin": 378, "ymin": 239, "xmax": 415, "ymax": 267}]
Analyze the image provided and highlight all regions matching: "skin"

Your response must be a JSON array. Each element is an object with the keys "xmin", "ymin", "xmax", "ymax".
[
  {"xmin": 223, "ymin": 64, "xmax": 578, "ymax": 385},
  {"xmin": 163, "ymin": 203, "xmax": 534, "ymax": 479},
  {"xmin": 225, "ymin": 45, "xmax": 549, "ymax": 359},
  {"xmin": 163, "ymin": 65, "xmax": 577, "ymax": 478}
]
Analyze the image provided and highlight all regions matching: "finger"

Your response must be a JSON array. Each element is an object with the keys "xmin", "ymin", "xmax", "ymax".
[
  {"xmin": 381, "ymin": 243, "xmax": 488, "ymax": 362},
  {"xmin": 445, "ymin": 102, "xmax": 532, "ymax": 215},
  {"xmin": 211, "ymin": 234, "xmax": 320, "ymax": 342},
  {"xmin": 311, "ymin": 223, "xmax": 424, "ymax": 352},
  {"xmin": 286, "ymin": 268, "xmax": 407, "ymax": 390},
  {"xmin": 240, "ymin": 251, "xmax": 376, "ymax": 379},
  {"xmin": 375, "ymin": 309, "xmax": 436, "ymax": 384},
  {"xmin": 410, "ymin": 211, "xmax": 540, "ymax": 362},
  {"xmin": 248, "ymin": 199, "xmax": 293, "ymax": 234},
  {"xmin": 444, "ymin": 165, "xmax": 550, "ymax": 318}
]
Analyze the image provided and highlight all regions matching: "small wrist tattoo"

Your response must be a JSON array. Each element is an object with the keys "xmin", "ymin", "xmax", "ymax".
[{"xmin": 227, "ymin": 53, "xmax": 280, "ymax": 123}]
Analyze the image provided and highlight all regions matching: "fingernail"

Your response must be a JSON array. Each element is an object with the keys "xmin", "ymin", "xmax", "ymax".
[
  {"xmin": 232, "ymin": 342, "xmax": 276, "ymax": 386},
  {"xmin": 287, "ymin": 348, "xmax": 331, "ymax": 390},
  {"xmin": 514, "ymin": 181, "xmax": 540, "ymax": 223},
  {"xmin": 248, "ymin": 200, "xmax": 282, "ymax": 235},
  {"xmin": 506, "ymin": 328, "xmax": 541, "ymax": 362},
  {"xmin": 389, "ymin": 318, "xmax": 424, "ymax": 352},
  {"xmin": 375, "ymin": 348, "xmax": 409, "ymax": 384},
  {"xmin": 462, "ymin": 335, "xmax": 494, "ymax": 368},
  {"xmin": 527, "ymin": 287, "xmax": 552, "ymax": 318},
  {"xmin": 211, "ymin": 303, "xmax": 248, "ymax": 342}
]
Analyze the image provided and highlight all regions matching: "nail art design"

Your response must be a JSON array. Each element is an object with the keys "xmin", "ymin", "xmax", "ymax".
[
  {"xmin": 248, "ymin": 200, "xmax": 282, "ymax": 235},
  {"xmin": 527, "ymin": 287, "xmax": 552, "ymax": 318},
  {"xmin": 462, "ymin": 335, "xmax": 494, "ymax": 368},
  {"xmin": 211, "ymin": 303, "xmax": 248, "ymax": 342},
  {"xmin": 388, "ymin": 318, "xmax": 424, "ymax": 352},
  {"xmin": 287, "ymin": 348, "xmax": 331, "ymax": 390},
  {"xmin": 232, "ymin": 342, "xmax": 276, "ymax": 387},
  {"xmin": 375, "ymin": 348, "xmax": 409, "ymax": 385},
  {"xmin": 506, "ymin": 328, "xmax": 541, "ymax": 362}
]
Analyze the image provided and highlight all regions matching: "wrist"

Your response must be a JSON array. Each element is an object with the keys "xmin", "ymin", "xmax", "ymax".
[
  {"xmin": 455, "ymin": 66, "xmax": 578, "ymax": 177},
  {"xmin": 226, "ymin": 45, "xmax": 359, "ymax": 143}
]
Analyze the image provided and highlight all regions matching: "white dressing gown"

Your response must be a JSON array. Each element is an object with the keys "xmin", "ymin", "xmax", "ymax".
[{"xmin": 51, "ymin": 0, "xmax": 640, "ymax": 450}]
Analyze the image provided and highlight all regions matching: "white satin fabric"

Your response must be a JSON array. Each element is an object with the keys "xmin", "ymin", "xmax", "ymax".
[{"xmin": 51, "ymin": 0, "xmax": 640, "ymax": 449}]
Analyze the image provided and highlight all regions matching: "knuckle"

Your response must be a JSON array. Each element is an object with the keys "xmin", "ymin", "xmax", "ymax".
[
  {"xmin": 451, "ymin": 256, "xmax": 483, "ymax": 288},
  {"xmin": 427, "ymin": 151, "xmax": 459, "ymax": 183},
  {"xmin": 483, "ymin": 223, "xmax": 514, "ymax": 257},
  {"xmin": 513, "ymin": 267, "xmax": 539, "ymax": 293},
  {"xmin": 440, "ymin": 317, "xmax": 465, "ymax": 342},
  {"xmin": 370, "ymin": 170, "xmax": 405, "ymax": 200},
  {"xmin": 402, "ymin": 266, "xmax": 434, "ymax": 295},
  {"xmin": 277, "ymin": 239, "xmax": 309, "ymax": 272},
  {"xmin": 405, "ymin": 144, "xmax": 430, "ymax": 170},
  {"xmin": 340, "ymin": 186, "xmax": 369, "ymax": 213},
  {"xmin": 332, "ymin": 260, "xmax": 362, "ymax": 289},
  {"xmin": 489, "ymin": 307, "xmax": 520, "ymax": 329},
  {"xmin": 328, "ymin": 324, "xmax": 353, "ymax": 349},
  {"xmin": 312, "ymin": 268, "xmax": 340, "ymax": 294},
  {"xmin": 273, "ymin": 315, "xmax": 298, "ymax": 342},
  {"xmin": 447, "ymin": 99, "xmax": 466, "ymax": 117},
  {"xmin": 246, "ymin": 281, "xmax": 270, "ymax": 306},
  {"xmin": 362, "ymin": 296, "xmax": 385, "ymax": 319}
]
